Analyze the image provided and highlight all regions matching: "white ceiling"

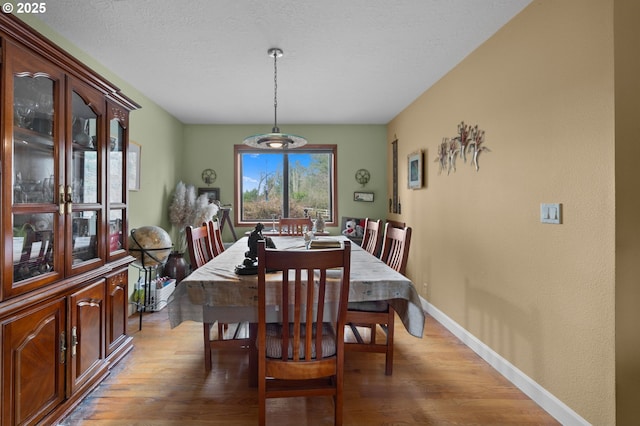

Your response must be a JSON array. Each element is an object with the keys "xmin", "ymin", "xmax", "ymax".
[{"xmin": 35, "ymin": 0, "xmax": 532, "ymax": 125}]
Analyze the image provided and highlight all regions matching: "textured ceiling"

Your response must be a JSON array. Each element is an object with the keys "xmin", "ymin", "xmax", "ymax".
[{"xmin": 35, "ymin": 0, "xmax": 532, "ymax": 125}]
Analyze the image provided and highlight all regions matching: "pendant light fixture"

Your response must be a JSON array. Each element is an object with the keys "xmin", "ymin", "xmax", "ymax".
[{"xmin": 243, "ymin": 48, "xmax": 307, "ymax": 149}]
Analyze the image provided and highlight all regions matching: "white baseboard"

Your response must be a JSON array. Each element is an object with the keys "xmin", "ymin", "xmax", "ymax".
[{"xmin": 422, "ymin": 298, "xmax": 591, "ymax": 426}]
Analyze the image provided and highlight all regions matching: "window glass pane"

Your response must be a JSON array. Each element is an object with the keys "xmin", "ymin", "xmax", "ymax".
[
  {"xmin": 72, "ymin": 211, "xmax": 98, "ymax": 263},
  {"xmin": 241, "ymin": 152, "xmax": 283, "ymax": 221},
  {"xmin": 109, "ymin": 119, "xmax": 124, "ymax": 203},
  {"xmin": 71, "ymin": 91, "xmax": 98, "ymax": 204},
  {"xmin": 287, "ymin": 152, "xmax": 331, "ymax": 220},
  {"xmin": 13, "ymin": 75, "xmax": 55, "ymax": 205},
  {"xmin": 13, "ymin": 213, "xmax": 54, "ymax": 282},
  {"xmin": 109, "ymin": 209, "xmax": 124, "ymax": 253},
  {"xmin": 239, "ymin": 148, "xmax": 334, "ymax": 223}
]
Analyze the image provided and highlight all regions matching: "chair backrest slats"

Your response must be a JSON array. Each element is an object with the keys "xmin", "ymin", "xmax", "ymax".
[
  {"xmin": 380, "ymin": 223, "xmax": 412, "ymax": 275},
  {"xmin": 361, "ymin": 218, "xmax": 382, "ymax": 256},
  {"xmin": 278, "ymin": 217, "xmax": 313, "ymax": 236},
  {"xmin": 186, "ymin": 224, "xmax": 214, "ymax": 270},
  {"xmin": 204, "ymin": 220, "xmax": 225, "ymax": 256},
  {"xmin": 258, "ymin": 240, "xmax": 351, "ymax": 363}
]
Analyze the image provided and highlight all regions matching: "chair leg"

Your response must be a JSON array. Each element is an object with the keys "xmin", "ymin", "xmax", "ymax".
[
  {"xmin": 335, "ymin": 375, "xmax": 343, "ymax": 425},
  {"xmin": 258, "ymin": 330, "xmax": 266, "ymax": 426},
  {"xmin": 204, "ymin": 322, "xmax": 212, "ymax": 371},
  {"xmin": 248, "ymin": 323, "xmax": 258, "ymax": 387},
  {"xmin": 385, "ymin": 309, "xmax": 395, "ymax": 376}
]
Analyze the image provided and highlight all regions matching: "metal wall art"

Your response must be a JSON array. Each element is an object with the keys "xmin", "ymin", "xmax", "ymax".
[
  {"xmin": 355, "ymin": 168, "xmax": 370, "ymax": 186},
  {"xmin": 435, "ymin": 121, "xmax": 490, "ymax": 174},
  {"xmin": 201, "ymin": 168, "xmax": 217, "ymax": 185},
  {"xmin": 391, "ymin": 137, "xmax": 400, "ymax": 213}
]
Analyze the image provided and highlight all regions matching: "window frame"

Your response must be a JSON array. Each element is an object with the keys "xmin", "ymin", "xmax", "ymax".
[{"xmin": 234, "ymin": 144, "xmax": 338, "ymax": 228}]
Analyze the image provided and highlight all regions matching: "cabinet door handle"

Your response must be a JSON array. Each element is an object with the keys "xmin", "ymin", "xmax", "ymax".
[
  {"xmin": 71, "ymin": 326, "xmax": 78, "ymax": 358},
  {"xmin": 60, "ymin": 331, "xmax": 67, "ymax": 363},
  {"xmin": 66, "ymin": 185, "xmax": 73, "ymax": 214},
  {"xmin": 58, "ymin": 185, "xmax": 65, "ymax": 215}
]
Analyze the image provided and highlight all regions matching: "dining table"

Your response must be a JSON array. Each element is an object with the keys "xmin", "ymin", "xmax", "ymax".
[
  {"xmin": 167, "ymin": 235, "xmax": 425, "ymax": 385},
  {"xmin": 167, "ymin": 235, "xmax": 425, "ymax": 339}
]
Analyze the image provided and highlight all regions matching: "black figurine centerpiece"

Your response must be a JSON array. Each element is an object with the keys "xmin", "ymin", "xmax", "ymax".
[{"xmin": 235, "ymin": 223, "xmax": 275, "ymax": 275}]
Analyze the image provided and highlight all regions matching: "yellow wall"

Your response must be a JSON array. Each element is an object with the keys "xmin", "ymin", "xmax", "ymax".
[{"xmin": 387, "ymin": 0, "xmax": 616, "ymax": 423}]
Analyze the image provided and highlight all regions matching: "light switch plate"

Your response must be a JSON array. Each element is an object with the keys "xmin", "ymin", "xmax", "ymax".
[{"xmin": 540, "ymin": 203, "xmax": 562, "ymax": 224}]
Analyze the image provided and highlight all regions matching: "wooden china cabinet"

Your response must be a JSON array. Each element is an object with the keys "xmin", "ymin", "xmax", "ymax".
[{"xmin": 0, "ymin": 15, "xmax": 140, "ymax": 425}]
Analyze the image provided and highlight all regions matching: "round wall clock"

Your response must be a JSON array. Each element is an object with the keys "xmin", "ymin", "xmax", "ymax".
[
  {"xmin": 201, "ymin": 168, "xmax": 217, "ymax": 185},
  {"xmin": 355, "ymin": 168, "xmax": 371, "ymax": 186}
]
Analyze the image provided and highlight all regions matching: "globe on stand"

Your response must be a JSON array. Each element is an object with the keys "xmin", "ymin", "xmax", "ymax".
[{"xmin": 128, "ymin": 226, "xmax": 172, "ymax": 268}]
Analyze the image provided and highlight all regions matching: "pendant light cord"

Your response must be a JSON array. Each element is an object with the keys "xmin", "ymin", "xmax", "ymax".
[{"xmin": 273, "ymin": 51, "xmax": 278, "ymax": 132}]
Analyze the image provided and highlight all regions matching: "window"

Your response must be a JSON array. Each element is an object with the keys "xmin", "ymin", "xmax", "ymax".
[{"xmin": 235, "ymin": 144, "xmax": 337, "ymax": 226}]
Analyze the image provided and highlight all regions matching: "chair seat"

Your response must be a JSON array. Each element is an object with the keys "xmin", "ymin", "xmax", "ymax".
[
  {"xmin": 266, "ymin": 322, "xmax": 336, "ymax": 359},
  {"xmin": 348, "ymin": 300, "xmax": 389, "ymax": 312}
]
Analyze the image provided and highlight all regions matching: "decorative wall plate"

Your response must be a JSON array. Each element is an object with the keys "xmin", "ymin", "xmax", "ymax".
[
  {"xmin": 201, "ymin": 168, "xmax": 217, "ymax": 185},
  {"xmin": 355, "ymin": 168, "xmax": 370, "ymax": 186}
]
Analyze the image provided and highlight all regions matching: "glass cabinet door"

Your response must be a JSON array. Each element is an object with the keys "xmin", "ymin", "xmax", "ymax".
[
  {"xmin": 107, "ymin": 107, "xmax": 128, "ymax": 258},
  {"xmin": 4, "ymin": 45, "xmax": 65, "ymax": 298},
  {"xmin": 67, "ymin": 85, "xmax": 105, "ymax": 273}
]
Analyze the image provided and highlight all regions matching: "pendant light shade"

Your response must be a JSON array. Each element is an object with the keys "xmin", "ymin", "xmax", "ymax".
[{"xmin": 243, "ymin": 48, "xmax": 307, "ymax": 149}]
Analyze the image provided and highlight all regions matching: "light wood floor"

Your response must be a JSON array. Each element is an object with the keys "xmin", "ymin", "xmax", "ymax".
[{"xmin": 59, "ymin": 311, "xmax": 559, "ymax": 425}]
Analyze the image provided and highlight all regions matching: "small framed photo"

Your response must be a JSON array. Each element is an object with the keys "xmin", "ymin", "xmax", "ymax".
[
  {"xmin": 354, "ymin": 191, "xmax": 374, "ymax": 202},
  {"xmin": 198, "ymin": 187, "xmax": 220, "ymax": 203},
  {"xmin": 408, "ymin": 150, "xmax": 424, "ymax": 189}
]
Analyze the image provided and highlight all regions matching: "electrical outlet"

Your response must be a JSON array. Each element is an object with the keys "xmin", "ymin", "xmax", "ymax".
[{"xmin": 540, "ymin": 203, "xmax": 562, "ymax": 224}]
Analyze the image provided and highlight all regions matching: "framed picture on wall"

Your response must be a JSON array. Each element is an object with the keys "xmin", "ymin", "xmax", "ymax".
[
  {"xmin": 128, "ymin": 141, "xmax": 141, "ymax": 191},
  {"xmin": 354, "ymin": 191, "xmax": 374, "ymax": 202},
  {"xmin": 198, "ymin": 187, "xmax": 220, "ymax": 203},
  {"xmin": 408, "ymin": 150, "xmax": 424, "ymax": 189}
]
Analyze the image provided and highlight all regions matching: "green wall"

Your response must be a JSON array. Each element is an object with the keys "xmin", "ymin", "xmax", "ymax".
[{"xmin": 182, "ymin": 124, "xmax": 388, "ymax": 241}]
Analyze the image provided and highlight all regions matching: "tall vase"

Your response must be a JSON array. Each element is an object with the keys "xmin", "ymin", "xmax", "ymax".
[{"xmin": 163, "ymin": 251, "xmax": 189, "ymax": 283}]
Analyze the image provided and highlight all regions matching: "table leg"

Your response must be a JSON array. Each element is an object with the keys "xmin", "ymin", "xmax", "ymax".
[{"xmin": 248, "ymin": 323, "xmax": 258, "ymax": 387}]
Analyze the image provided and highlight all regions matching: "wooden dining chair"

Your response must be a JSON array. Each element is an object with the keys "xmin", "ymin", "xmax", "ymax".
[
  {"xmin": 361, "ymin": 218, "xmax": 382, "ymax": 257},
  {"xmin": 345, "ymin": 223, "xmax": 412, "ymax": 375},
  {"xmin": 278, "ymin": 217, "xmax": 313, "ymax": 236},
  {"xmin": 257, "ymin": 239, "xmax": 351, "ymax": 426},
  {"xmin": 186, "ymin": 224, "xmax": 249, "ymax": 370},
  {"xmin": 204, "ymin": 219, "xmax": 225, "ymax": 256},
  {"xmin": 185, "ymin": 224, "xmax": 214, "ymax": 269}
]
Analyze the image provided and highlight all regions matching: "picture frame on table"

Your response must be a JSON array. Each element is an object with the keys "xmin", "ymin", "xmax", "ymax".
[
  {"xmin": 354, "ymin": 191, "xmax": 374, "ymax": 202},
  {"xmin": 198, "ymin": 187, "xmax": 220, "ymax": 204},
  {"xmin": 408, "ymin": 150, "xmax": 424, "ymax": 189}
]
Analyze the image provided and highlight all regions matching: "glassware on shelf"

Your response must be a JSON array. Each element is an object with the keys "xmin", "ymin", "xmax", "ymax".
[{"xmin": 14, "ymin": 97, "xmax": 35, "ymax": 129}]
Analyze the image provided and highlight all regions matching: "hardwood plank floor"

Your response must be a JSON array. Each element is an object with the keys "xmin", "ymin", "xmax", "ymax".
[{"xmin": 58, "ymin": 311, "xmax": 559, "ymax": 425}]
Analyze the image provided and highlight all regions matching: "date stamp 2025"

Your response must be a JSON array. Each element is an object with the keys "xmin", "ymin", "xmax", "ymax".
[{"xmin": 2, "ymin": 2, "xmax": 47, "ymax": 14}]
